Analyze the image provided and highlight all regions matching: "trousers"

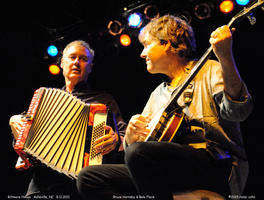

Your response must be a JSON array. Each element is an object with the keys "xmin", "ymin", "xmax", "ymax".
[{"xmin": 77, "ymin": 141, "xmax": 232, "ymax": 200}]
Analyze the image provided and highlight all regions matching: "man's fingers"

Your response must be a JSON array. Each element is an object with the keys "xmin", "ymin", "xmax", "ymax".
[
  {"xmin": 94, "ymin": 130, "xmax": 119, "ymax": 155},
  {"xmin": 94, "ymin": 134, "xmax": 111, "ymax": 145},
  {"xmin": 130, "ymin": 115, "xmax": 150, "ymax": 129}
]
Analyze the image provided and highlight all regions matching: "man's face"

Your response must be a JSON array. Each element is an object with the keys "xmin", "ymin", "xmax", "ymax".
[
  {"xmin": 140, "ymin": 33, "xmax": 169, "ymax": 74},
  {"xmin": 61, "ymin": 44, "xmax": 92, "ymax": 83}
]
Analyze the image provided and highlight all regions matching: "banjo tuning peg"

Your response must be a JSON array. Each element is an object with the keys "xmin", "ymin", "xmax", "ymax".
[{"xmin": 247, "ymin": 13, "xmax": 256, "ymax": 25}]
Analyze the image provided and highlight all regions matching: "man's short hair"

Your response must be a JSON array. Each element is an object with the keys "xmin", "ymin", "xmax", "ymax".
[{"xmin": 62, "ymin": 40, "xmax": 95, "ymax": 64}]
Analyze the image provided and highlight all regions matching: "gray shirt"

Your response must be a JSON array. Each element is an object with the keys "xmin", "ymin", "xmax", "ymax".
[{"xmin": 142, "ymin": 59, "xmax": 253, "ymax": 195}]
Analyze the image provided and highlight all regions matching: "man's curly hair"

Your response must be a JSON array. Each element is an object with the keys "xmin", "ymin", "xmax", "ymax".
[{"xmin": 139, "ymin": 15, "xmax": 197, "ymax": 60}]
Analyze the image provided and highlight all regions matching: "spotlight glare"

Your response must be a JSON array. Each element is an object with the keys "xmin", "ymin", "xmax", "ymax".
[
  {"xmin": 220, "ymin": 0, "xmax": 234, "ymax": 14},
  {"xmin": 128, "ymin": 13, "xmax": 142, "ymax": 27},
  {"xmin": 144, "ymin": 5, "xmax": 159, "ymax": 19},
  {"xmin": 47, "ymin": 45, "xmax": 58, "ymax": 57},
  {"xmin": 120, "ymin": 34, "xmax": 131, "ymax": 47},
  {"xmin": 194, "ymin": 3, "xmax": 212, "ymax": 20},
  {"xmin": 236, "ymin": 0, "xmax": 250, "ymax": 6},
  {"xmin": 108, "ymin": 20, "xmax": 123, "ymax": 36},
  {"xmin": 49, "ymin": 64, "xmax": 60, "ymax": 75}
]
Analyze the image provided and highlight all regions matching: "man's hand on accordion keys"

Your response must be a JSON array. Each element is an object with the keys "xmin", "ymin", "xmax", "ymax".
[{"xmin": 94, "ymin": 125, "xmax": 119, "ymax": 155}]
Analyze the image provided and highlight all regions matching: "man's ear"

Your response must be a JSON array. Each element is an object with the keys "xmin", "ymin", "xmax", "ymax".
[
  {"xmin": 160, "ymin": 40, "xmax": 172, "ymax": 51},
  {"xmin": 87, "ymin": 63, "xmax": 93, "ymax": 74},
  {"xmin": 164, "ymin": 40, "xmax": 172, "ymax": 52},
  {"xmin": 60, "ymin": 57, "xmax": 64, "ymax": 69}
]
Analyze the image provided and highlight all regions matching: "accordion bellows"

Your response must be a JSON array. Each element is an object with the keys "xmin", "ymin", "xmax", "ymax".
[{"xmin": 14, "ymin": 88, "xmax": 109, "ymax": 178}]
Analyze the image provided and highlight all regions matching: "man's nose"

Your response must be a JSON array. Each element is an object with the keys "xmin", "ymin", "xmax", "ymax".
[
  {"xmin": 140, "ymin": 49, "xmax": 146, "ymax": 59},
  {"xmin": 73, "ymin": 57, "xmax": 80, "ymax": 66}
]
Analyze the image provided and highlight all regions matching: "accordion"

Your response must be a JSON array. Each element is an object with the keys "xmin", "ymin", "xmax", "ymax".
[{"xmin": 13, "ymin": 87, "xmax": 117, "ymax": 179}]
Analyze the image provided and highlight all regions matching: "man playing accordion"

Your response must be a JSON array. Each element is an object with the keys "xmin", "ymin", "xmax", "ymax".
[{"xmin": 9, "ymin": 40, "xmax": 126, "ymax": 198}]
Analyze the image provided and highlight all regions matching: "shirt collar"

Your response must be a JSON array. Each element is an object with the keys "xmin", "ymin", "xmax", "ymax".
[{"xmin": 62, "ymin": 81, "xmax": 92, "ymax": 93}]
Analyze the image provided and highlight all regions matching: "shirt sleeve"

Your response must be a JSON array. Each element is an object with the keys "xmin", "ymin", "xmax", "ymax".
[
  {"xmin": 214, "ymin": 86, "xmax": 253, "ymax": 122},
  {"xmin": 104, "ymin": 94, "xmax": 127, "ymax": 137},
  {"xmin": 209, "ymin": 60, "xmax": 253, "ymax": 122}
]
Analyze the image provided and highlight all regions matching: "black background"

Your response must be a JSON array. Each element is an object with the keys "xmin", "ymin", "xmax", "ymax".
[{"xmin": 2, "ymin": 0, "xmax": 262, "ymax": 198}]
